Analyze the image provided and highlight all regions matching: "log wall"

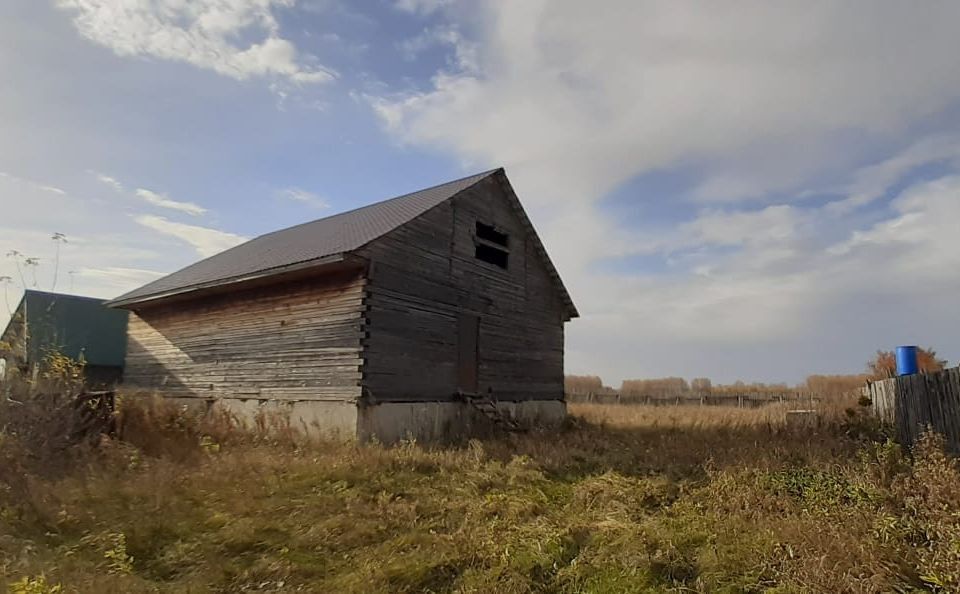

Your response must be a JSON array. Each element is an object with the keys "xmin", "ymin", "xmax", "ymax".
[
  {"xmin": 123, "ymin": 270, "xmax": 366, "ymax": 401},
  {"xmin": 359, "ymin": 175, "xmax": 567, "ymax": 402}
]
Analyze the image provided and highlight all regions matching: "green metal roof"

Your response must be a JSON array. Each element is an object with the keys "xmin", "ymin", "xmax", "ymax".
[{"xmin": 15, "ymin": 290, "xmax": 128, "ymax": 367}]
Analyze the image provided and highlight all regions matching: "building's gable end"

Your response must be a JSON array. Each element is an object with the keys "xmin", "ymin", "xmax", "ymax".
[
  {"xmin": 487, "ymin": 172, "xmax": 578, "ymax": 321},
  {"xmin": 22, "ymin": 291, "xmax": 129, "ymax": 367},
  {"xmin": 356, "ymin": 172, "xmax": 570, "ymax": 405},
  {"xmin": 446, "ymin": 175, "xmax": 568, "ymax": 323},
  {"xmin": 362, "ymin": 170, "xmax": 577, "ymax": 321}
]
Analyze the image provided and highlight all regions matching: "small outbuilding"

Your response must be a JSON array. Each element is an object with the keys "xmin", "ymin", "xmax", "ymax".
[
  {"xmin": 108, "ymin": 169, "xmax": 578, "ymax": 442},
  {"xmin": 0, "ymin": 290, "xmax": 129, "ymax": 386}
]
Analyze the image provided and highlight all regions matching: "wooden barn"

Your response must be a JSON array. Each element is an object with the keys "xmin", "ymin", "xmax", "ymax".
[
  {"xmin": 108, "ymin": 169, "xmax": 578, "ymax": 442},
  {"xmin": 0, "ymin": 290, "xmax": 129, "ymax": 386}
]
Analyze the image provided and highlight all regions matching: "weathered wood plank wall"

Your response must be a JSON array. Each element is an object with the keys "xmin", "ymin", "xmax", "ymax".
[
  {"xmin": 358, "ymin": 175, "xmax": 566, "ymax": 402},
  {"xmin": 870, "ymin": 367, "xmax": 960, "ymax": 452},
  {"xmin": 123, "ymin": 270, "xmax": 366, "ymax": 401}
]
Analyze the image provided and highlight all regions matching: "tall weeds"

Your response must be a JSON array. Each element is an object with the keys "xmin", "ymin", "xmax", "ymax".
[{"xmin": 1, "ymin": 396, "xmax": 958, "ymax": 593}]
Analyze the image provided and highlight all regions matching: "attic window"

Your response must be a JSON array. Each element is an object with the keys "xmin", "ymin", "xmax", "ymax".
[
  {"xmin": 475, "ymin": 222, "xmax": 508, "ymax": 247},
  {"xmin": 474, "ymin": 221, "xmax": 509, "ymax": 269},
  {"xmin": 475, "ymin": 243, "xmax": 509, "ymax": 269}
]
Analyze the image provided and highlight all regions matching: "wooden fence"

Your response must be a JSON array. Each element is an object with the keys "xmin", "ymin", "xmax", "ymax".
[
  {"xmin": 566, "ymin": 391, "xmax": 819, "ymax": 409},
  {"xmin": 870, "ymin": 367, "xmax": 960, "ymax": 452}
]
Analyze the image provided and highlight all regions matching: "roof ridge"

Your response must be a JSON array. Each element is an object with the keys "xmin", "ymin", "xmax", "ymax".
[
  {"xmin": 255, "ymin": 168, "xmax": 500, "ymax": 242},
  {"xmin": 24, "ymin": 289, "xmax": 106, "ymax": 302},
  {"xmin": 109, "ymin": 168, "xmax": 502, "ymax": 306},
  {"xmin": 152, "ymin": 168, "xmax": 502, "ymax": 272}
]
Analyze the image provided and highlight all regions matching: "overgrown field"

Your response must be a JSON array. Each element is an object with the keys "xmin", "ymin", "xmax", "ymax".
[{"xmin": 2, "ymin": 399, "xmax": 960, "ymax": 593}]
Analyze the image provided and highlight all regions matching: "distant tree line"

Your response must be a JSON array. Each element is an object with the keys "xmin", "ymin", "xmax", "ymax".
[
  {"xmin": 566, "ymin": 346, "xmax": 952, "ymax": 400},
  {"xmin": 567, "ymin": 376, "xmax": 865, "ymax": 400}
]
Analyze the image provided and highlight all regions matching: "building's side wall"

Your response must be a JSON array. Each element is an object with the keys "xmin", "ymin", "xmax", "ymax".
[
  {"xmin": 123, "ymin": 270, "xmax": 367, "ymax": 418},
  {"xmin": 0, "ymin": 301, "xmax": 28, "ymax": 378},
  {"xmin": 358, "ymin": 175, "xmax": 567, "ymax": 404}
]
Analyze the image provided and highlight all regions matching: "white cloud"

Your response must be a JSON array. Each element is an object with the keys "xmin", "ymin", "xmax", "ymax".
[
  {"xmin": 370, "ymin": 1, "xmax": 960, "ymax": 383},
  {"xmin": 0, "ymin": 167, "xmax": 246, "ymax": 332},
  {"xmin": 827, "ymin": 176, "xmax": 960, "ymax": 261},
  {"xmin": 394, "ymin": 0, "xmax": 454, "ymax": 15},
  {"xmin": 565, "ymin": 173, "xmax": 960, "ymax": 383},
  {"xmin": 0, "ymin": 170, "xmax": 68, "ymax": 196},
  {"xmin": 134, "ymin": 215, "xmax": 247, "ymax": 257},
  {"xmin": 375, "ymin": 3, "xmax": 960, "ymax": 197},
  {"xmin": 93, "ymin": 172, "xmax": 123, "ymax": 191},
  {"xmin": 398, "ymin": 25, "xmax": 479, "ymax": 74},
  {"xmin": 39, "ymin": 185, "xmax": 66, "ymax": 196},
  {"xmin": 75, "ymin": 266, "xmax": 166, "ymax": 288},
  {"xmin": 89, "ymin": 175, "xmax": 207, "ymax": 216},
  {"xmin": 135, "ymin": 188, "xmax": 207, "ymax": 216},
  {"xmin": 278, "ymin": 187, "xmax": 329, "ymax": 209},
  {"xmin": 677, "ymin": 205, "xmax": 802, "ymax": 249},
  {"xmin": 57, "ymin": 0, "xmax": 335, "ymax": 84},
  {"xmin": 826, "ymin": 135, "xmax": 960, "ymax": 215}
]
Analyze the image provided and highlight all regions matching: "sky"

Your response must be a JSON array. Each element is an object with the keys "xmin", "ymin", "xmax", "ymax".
[{"xmin": 2, "ymin": 1, "xmax": 960, "ymax": 386}]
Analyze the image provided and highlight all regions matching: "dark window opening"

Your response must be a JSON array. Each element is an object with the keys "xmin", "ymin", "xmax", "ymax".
[
  {"xmin": 476, "ymin": 221, "xmax": 508, "ymax": 247},
  {"xmin": 475, "ymin": 243, "xmax": 509, "ymax": 269}
]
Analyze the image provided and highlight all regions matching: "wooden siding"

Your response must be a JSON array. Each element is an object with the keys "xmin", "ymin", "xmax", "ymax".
[
  {"xmin": 123, "ymin": 270, "xmax": 366, "ymax": 401},
  {"xmin": 359, "ymin": 175, "xmax": 566, "ymax": 402}
]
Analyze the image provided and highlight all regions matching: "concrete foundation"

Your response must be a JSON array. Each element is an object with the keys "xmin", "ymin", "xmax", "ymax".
[
  {"xmin": 155, "ymin": 396, "xmax": 566, "ymax": 443},
  {"xmin": 357, "ymin": 399, "xmax": 567, "ymax": 444},
  {"xmin": 224, "ymin": 399, "xmax": 357, "ymax": 440},
  {"xmin": 186, "ymin": 397, "xmax": 359, "ymax": 441}
]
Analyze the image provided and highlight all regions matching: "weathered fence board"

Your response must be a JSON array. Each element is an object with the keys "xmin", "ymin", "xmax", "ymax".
[{"xmin": 869, "ymin": 367, "xmax": 960, "ymax": 452}]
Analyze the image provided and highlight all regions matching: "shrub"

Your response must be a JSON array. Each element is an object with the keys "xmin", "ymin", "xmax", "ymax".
[{"xmin": 2, "ymin": 400, "xmax": 960, "ymax": 592}]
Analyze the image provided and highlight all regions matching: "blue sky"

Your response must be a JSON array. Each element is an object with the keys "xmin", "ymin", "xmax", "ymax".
[{"xmin": 2, "ymin": 1, "xmax": 960, "ymax": 385}]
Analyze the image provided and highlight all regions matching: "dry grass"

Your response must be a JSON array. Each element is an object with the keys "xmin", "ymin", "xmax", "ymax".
[
  {"xmin": 1, "ymin": 396, "xmax": 959, "ymax": 593},
  {"xmin": 570, "ymin": 401, "xmax": 792, "ymax": 428},
  {"xmin": 571, "ymin": 393, "xmax": 863, "ymax": 429}
]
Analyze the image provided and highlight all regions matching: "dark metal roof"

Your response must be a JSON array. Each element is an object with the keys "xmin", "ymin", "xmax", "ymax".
[
  {"xmin": 109, "ymin": 169, "xmax": 500, "ymax": 307},
  {"xmin": 108, "ymin": 168, "xmax": 578, "ymax": 319},
  {"xmin": 8, "ymin": 290, "xmax": 129, "ymax": 367}
]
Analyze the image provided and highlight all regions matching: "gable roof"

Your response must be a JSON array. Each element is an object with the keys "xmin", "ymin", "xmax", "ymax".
[
  {"xmin": 109, "ymin": 169, "xmax": 578, "ymax": 318},
  {"xmin": 3, "ymin": 290, "xmax": 128, "ymax": 367}
]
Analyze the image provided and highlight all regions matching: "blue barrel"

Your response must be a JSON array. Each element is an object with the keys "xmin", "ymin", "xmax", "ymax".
[{"xmin": 896, "ymin": 345, "xmax": 919, "ymax": 376}]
